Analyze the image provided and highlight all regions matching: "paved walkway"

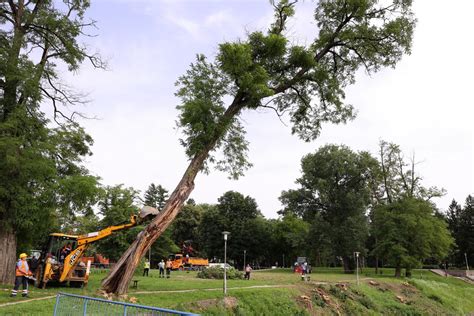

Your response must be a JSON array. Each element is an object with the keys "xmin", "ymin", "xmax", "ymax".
[{"xmin": 0, "ymin": 295, "xmax": 56, "ymax": 308}]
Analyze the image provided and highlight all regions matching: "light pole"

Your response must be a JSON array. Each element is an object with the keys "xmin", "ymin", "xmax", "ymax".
[
  {"xmin": 465, "ymin": 252, "xmax": 470, "ymax": 271},
  {"xmin": 354, "ymin": 252, "xmax": 360, "ymax": 285},
  {"xmin": 243, "ymin": 250, "xmax": 246, "ymax": 271},
  {"xmin": 222, "ymin": 231, "xmax": 230, "ymax": 296}
]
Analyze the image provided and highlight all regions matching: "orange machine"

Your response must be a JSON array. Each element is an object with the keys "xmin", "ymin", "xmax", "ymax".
[
  {"xmin": 80, "ymin": 254, "xmax": 110, "ymax": 268},
  {"xmin": 169, "ymin": 253, "xmax": 209, "ymax": 270},
  {"xmin": 34, "ymin": 215, "xmax": 138, "ymax": 288}
]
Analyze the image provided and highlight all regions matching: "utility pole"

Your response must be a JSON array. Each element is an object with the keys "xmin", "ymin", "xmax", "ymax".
[
  {"xmin": 465, "ymin": 252, "xmax": 470, "ymax": 271},
  {"xmin": 354, "ymin": 252, "xmax": 360, "ymax": 285},
  {"xmin": 223, "ymin": 231, "xmax": 230, "ymax": 296},
  {"xmin": 243, "ymin": 250, "xmax": 246, "ymax": 271}
]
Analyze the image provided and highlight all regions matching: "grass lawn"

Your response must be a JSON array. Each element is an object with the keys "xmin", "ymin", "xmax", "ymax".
[{"xmin": 0, "ymin": 267, "xmax": 473, "ymax": 315}]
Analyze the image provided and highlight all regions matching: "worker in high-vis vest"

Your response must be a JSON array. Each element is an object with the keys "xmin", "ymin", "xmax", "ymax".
[
  {"xmin": 143, "ymin": 259, "xmax": 150, "ymax": 277},
  {"xmin": 11, "ymin": 253, "xmax": 32, "ymax": 298}
]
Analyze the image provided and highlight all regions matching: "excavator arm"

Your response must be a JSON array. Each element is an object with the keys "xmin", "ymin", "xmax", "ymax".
[{"xmin": 59, "ymin": 214, "xmax": 139, "ymax": 282}]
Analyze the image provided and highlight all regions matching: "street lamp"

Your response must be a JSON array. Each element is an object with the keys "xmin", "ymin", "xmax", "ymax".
[
  {"xmin": 465, "ymin": 252, "xmax": 470, "ymax": 271},
  {"xmin": 243, "ymin": 250, "xmax": 246, "ymax": 271},
  {"xmin": 354, "ymin": 252, "xmax": 360, "ymax": 285},
  {"xmin": 222, "ymin": 231, "xmax": 230, "ymax": 296}
]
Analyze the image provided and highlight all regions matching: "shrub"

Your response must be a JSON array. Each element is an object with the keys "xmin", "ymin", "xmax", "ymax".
[{"xmin": 197, "ymin": 267, "xmax": 244, "ymax": 279}]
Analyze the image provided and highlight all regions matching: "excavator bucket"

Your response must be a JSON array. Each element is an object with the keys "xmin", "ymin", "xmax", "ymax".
[{"xmin": 139, "ymin": 206, "xmax": 160, "ymax": 219}]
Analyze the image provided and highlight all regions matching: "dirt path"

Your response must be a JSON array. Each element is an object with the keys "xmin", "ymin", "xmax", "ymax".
[
  {"xmin": 0, "ymin": 295, "xmax": 56, "ymax": 308},
  {"xmin": 134, "ymin": 284, "xmax": 294, "ymax": 294}
]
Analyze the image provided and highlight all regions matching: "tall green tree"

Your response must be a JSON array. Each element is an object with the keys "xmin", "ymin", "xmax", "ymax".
[
  {"xmin": 280, "ymin": 145, "xmax": 378, "ymax": 272},
  {"xmin": 96, "ymin": 185, "xmax": 142, "ymax": 262},
  {"xmin": 171, "ymin": 202, "xmax": 204, "ymax": 251},
  {"xmin": 0, "ymin": 0, "xmax": 104, "ymax": 284},
  {"xmin": 143, "ymin": 183, "xmax": 169, "ymax": 210},
  {"xmin": 271, "ymin": 215, "xmax": 310, "ymax": 267},
  {"xmin": 103, "ymin": 0, "xmax": 415, "ymax": 294},
  {"xmin": 372, "ymin": 197, "xmax": 453, "ymax": 277},
  {"xmin": 446, "ymin": 196, "xmax": 474, "ymax": 268},
  {"xmin": 371, "ymin": 141, "xmax": 453, "ymax": 277},
  {"xmin": 197, "ymin": 191, "xmax": 270, "ymax": 267}
]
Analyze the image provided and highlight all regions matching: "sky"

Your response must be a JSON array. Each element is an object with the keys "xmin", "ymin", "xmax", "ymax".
[{"xmin": 63, "ymin": 0, "xmax": 473, "ymax": 218}]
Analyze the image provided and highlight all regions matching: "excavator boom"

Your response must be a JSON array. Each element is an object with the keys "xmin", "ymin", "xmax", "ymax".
[{"xmin": 37, "ymin": 206, "xmax": 159, "ymax": 288}]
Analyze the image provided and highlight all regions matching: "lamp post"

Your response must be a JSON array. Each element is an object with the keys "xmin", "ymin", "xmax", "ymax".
[
  {"xmin": 222, "ymin": 231, "xmax": 230, "ymax": 296},
  {"xmin": 354, "ymin": 252, "xmax": 360, "ymax": 285},
  {"xmin": 465, "ymin": 252, "xmax": 470, "ymax": 271},
  {"xmin": 243, "ymin": 250, "xmax": 246, "ymax": 271}
]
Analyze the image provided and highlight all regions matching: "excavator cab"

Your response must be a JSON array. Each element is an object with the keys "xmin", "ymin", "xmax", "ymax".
[{"xmin": 35, "ymin": 234, "xmax": 86, "ymax": 288}]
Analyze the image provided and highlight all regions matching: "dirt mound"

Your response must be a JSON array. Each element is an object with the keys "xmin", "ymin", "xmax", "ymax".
[{"xmin": 191, "ymin": 296, "xmax": 238, "ymax": 312}]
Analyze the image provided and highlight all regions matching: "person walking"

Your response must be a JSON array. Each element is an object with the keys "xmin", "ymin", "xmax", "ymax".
[
  {"xmin": 245, "ymin": 264, "xmax": 252, "ymax": 280},
  {"xmin": 11, "ymin": 253, "xmax": 32, "ymax": 298},
  {"xmin": 165, "ymin": 258, "xmax": 172, "ymax": 278},
  {"xmin": 158, "ymin": 259, "xmax": 165, "ymax": 278},
  {"xmin": 143, "ymin": 259, "xmax": 150, "ymax": 277}
]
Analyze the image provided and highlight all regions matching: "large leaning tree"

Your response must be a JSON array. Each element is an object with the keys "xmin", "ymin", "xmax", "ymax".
[
  {"xmin": 102, "ymin": 0, "xmax": 416, "ymax": 294},
  {"xmin": 0, "ymin": 0, "xmax": 104, "ymax": 284}
]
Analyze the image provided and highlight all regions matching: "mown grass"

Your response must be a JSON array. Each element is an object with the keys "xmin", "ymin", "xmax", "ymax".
[{"xmin": 0, "ymin": 267, "xmax": 473, "ymax": 315}]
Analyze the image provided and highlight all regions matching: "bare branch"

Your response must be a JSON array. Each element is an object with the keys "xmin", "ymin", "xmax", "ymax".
[{"xmin": 259, "ymin": 97, "xmax": 288, "ymax": 126}]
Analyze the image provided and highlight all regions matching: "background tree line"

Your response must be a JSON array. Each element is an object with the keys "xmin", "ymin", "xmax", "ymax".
[{"xmin": 29, "ymin": 141, "xmax": 468, "ymax": 279}]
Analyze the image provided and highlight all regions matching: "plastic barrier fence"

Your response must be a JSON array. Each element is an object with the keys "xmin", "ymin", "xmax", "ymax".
[{"xmin": 53, "ymin": 292, "xmax": 198, "ymax": 316}]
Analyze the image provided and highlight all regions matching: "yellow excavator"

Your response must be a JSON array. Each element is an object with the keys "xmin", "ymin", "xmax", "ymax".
[{"xmin": 33, "ymin": 206, "xmax": 159, "ymax": 288}]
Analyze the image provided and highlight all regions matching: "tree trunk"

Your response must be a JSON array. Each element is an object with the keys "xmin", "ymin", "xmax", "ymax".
[
  {"xmin": 395, "ymin": 265, "xmax": 402, "ymax": 277},
  {"xmin": 101, "ymin": 99, "xmax": 244, "ymax": 295},
  {"xmin": 342, "ymin": 256, "xmax": 354, "ymax": 274},
  {"xmin": 405, "ymin": 268, "xmax": 412, "ymax": 278},
  {"xmin": 375, "ymin": 255, "xmax": 379, "ymax": 274},
  {"xmin": 0, "ymin": 229, "xmax": 17, "ymax": 285}
]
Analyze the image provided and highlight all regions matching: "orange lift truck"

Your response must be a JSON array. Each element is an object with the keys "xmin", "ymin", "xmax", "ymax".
[
  {"xmin": 34, "ymin": 206, "xmax": 159, "ymax": 288},
  {"xmin": 168, "ymin": 254, "xmax": 209, "ymax": 271}
]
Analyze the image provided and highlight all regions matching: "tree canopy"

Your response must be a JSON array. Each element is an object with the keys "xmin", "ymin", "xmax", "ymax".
[
  {"xmin": 280, "ymin": 144, "xmax": 378, "ymax": 272},
  {"xmin": 372, "ymin": 197, "xmax": 453, "ymax": 277},
  {"xmin": 0, "ymin": 0, "xmax": 104, "ymax": 284}
]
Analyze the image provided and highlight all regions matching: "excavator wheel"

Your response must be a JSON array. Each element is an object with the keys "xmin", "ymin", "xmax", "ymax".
[{"xmin": 34, "ymin": 265, "xmax": 44, "ymax": 289}]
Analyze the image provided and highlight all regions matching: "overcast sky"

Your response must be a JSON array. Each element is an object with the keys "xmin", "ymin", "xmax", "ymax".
[{"xmin": 66, "ymin": 0, "xmax": 473, "ymax": 218}]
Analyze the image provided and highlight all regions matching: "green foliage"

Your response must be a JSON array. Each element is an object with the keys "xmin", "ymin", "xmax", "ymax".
[
  {"xmin": 175, "ymin": 0, "xmax": 415, "ymax": 180},
  {"xmin": 271, "ymin": 215, "xmax": 310, "ymax": 265},
  {"xmin": 171, "ymin": 202, "xmax": 204, "ymax": 247},
  {"xmin": 280, "ymin": 145, "xmax": 378, "ymax": 270},
  {"xmin": 198, "ymin": 191, "xmax": 271, "ymax": 266},
  {"xmin": 96, "ymin": 185, "xmax": 141, "ymax": 261},
  {"xmin": 0, "ymin": 0, "xmax": 103, "ymax": 265},
  {"xmin": 143, "ymin": 183, "xmax": 169, "ymax": 210},
  {"xmin": 372, "ymin": 197, "xmax": 454, "ymax": 272},
  {"xmin": 196, "ymin": 267, "xmax": 244, "ymax": 280},
  {"xmin": 0, "ymin": 108, "xmax": 101, "ymax": 249},
  {"xmin": 445, "ymin": 196, "xmax": 474, "ymax": 267}
]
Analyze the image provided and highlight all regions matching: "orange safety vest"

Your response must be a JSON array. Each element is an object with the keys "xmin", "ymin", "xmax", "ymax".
[{"xmin": 15, "ymin": 260, "xmax": 29, "ymax": 277}]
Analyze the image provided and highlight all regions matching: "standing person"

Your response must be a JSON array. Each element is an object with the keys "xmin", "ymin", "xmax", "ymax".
[
  {"xmin": 158, "ymin": 259, "xmax": 165, "ymax": 278},
  {"xmin": 165, "ymin": 258, "xmax": 172, "ymax": 278},
  {"xmin": 302, "ymin": 261, "xmax": 308, "ymax": 281},
  {"xmin": 245, "ymin": 264, "xmax": 252, "ymax": 280},
  {"xmin": 11, "ymin": 253, "xmax": 32, "ymax": 298},
  {"xmin": 143, "ymin": 259, "xmax": 150, "ymax": 276}
]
